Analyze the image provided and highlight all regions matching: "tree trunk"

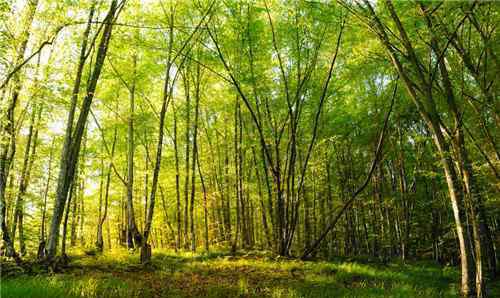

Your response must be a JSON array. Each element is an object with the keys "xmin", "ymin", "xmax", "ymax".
[
  {"xmin": 252, "ymin": 147, "xmax": 272, "ymax": 249},
  {"xmin": 183, "ymin": 69, "xmax": 191, "ymax": 250},
  {"xmin": 61, "ymin": 181, "xmax": 76, "ymax": 259},
  {"xmin": 190, "ymin": 61, "xmax": 201, "ymax": 252},
  {"xmin": 173, "ymin": 97, "xmax": 182, "ymax": 251},
  {"xmin": 141, "ymin": 7, "xmax": 175, "ymax": 263},
  {"xmin": 361, "ymin": 2, "xmax": 479, "ymax": 294},
  {"xmin": 97, "ymin": 126, "xmax": 117, "ymax": 252},
  {"xmin": 46, "ymin": 0, "xmax": 118, "ymax": 261},
  {"xmin": 197, "ymin": 151, "xmax": 209, "ymax": 253},
  {"xmin": 11, "ymin": 104, "xmax": 40, "ymax": 255},
  {"xmin": 38, "ymin": 139, "xmax": 55, "ymax": 260},
  {"xmin": 126, "ymin": 54, "xmax": 142, "ymax": 249},
  {"xmin": 0, "ymin": 0, "xmax": 38, "ymax": 265}
]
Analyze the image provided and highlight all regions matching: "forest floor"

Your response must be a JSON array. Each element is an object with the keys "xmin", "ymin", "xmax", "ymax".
[{"xmin": 1, "ymin": 248, "xmax": 499, "ymax": 298}]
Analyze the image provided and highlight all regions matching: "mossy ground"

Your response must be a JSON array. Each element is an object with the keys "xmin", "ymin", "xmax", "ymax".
[{"xmin": 1, "ymin": 248, "xmax": 499, "ymax": 297}]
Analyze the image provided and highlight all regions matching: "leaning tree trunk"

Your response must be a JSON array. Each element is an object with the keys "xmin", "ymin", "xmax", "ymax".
[
  {"xmin": 46, "ymin": 0, "xmax": 119, "ymax": 261},
  {"xmin": 361, "ymin": 1, "xmax": 479, "ymax": 295},
  {"xmin": 140, "ymin": 60, "xmax": 169, "ymax": 263},
  {"xmin": 420, "ymin": 3, "xmax": 496, "ymax": 289},
  {"xmin": 141, "ymin": 8, "xmax": 175, "ymax": 263}
]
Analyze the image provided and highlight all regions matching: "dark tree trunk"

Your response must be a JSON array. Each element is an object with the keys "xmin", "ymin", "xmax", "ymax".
[{"xmin": 61, "ymin": 181, "xmax": 76, "ymax": 259}]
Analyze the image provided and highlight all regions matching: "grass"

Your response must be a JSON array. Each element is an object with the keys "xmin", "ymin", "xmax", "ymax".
[{"xmin": 1, "ymin": 248, "xmax": 496, "ymax": 297}]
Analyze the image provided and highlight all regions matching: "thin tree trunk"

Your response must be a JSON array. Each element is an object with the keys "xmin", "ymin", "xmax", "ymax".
[
  {"xmin": 252, "ymin": 147, "xmax": 272, "ymax": 249},
  {"xmin": 190, "ymin": 61, "xmax": 201, "ymax": 252},
  {"xmin": 61, "ymin": 180, "xmax": 76, "ymax": 260},
  {"xmin": 183, "ymin": 69, "xmax": 191, "ymax": 250},
  {"xmin": 173, "ymin": 97, "xmax": 182, "ymax": 251},
  {"xmin": 141, "ymin": 6, "xmax": 175, "ymax": 263},
  {"xmin": 0, "ymin": 0, "xmax": 39, "ymax": 264},
  {"xmin": 96, "ymin": 127, "xmax": 117, "ymax": 251},
  {"xmin": 11, "ymin": 104, "xmax": 40, "ymax": 255},
  {"xmin": 126, "ymin": 54, "xmax": 142, "ymax": 249},
  {"xmin": 38, "ymin": 138, "xmax": 55, "ymax": 259},
  {"xmin": 223, "ymin": 121, "xmax": 231, "ymax": 242},
  {"xmin": 302, "ymin": 76, "xmax": 395, "ymax": 259},
  {"xmin": 196, "ymin": 150, "xmax": 209, "ymax": 253}
]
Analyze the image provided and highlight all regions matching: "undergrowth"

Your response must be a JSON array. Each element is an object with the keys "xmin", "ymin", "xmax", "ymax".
[{"xmin": 1, "ymin": 248, "xmax": 497, "ymax": 297}]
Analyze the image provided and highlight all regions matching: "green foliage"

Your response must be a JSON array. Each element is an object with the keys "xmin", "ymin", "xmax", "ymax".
[{"xmin": 1, "ymin": 0, "xmax": 499, "ymax": 295}]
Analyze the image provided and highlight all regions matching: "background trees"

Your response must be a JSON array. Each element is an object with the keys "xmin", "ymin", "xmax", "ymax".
[{"xmin": 0, "ymin": 0, "xmax": 498, "ymax": 296}]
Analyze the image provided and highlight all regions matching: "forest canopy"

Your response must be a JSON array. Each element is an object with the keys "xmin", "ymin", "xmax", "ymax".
[{"xmin": 0, "ymin": 0, "xmax": 499, "ymax": 297}]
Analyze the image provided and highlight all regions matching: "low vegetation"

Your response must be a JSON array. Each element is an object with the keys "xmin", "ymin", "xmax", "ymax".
[{"xmin": 4, "ymin": 248, "xmax": 496, "ymax": 298}]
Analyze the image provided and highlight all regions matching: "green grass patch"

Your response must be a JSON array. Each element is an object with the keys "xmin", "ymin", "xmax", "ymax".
[{"xmin": 1, "ymin": 248, "xmax": 485, "ymax": 297}]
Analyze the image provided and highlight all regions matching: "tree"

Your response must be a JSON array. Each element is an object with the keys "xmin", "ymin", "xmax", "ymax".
[
  {"xmin": 0, "ymin": 0, "xmax": 39, "ymax": 264},
  {"xmin": 46, "ymin": 0, "xmax": 121, "ymax": 262}
]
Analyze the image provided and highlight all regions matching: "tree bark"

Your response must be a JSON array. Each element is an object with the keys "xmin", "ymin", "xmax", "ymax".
[
  {"xmin": 38, "ymin": 138, "xmax": 55, "ymax": 260},
  {"xmin": 361, "ymin": 1, "xmax": 478, "ymax": 295},
  {"xmin": 197, "ymin": 150, "xmax": 209, "ymax": 253},
  {"xmin": 61, "ymin": 180, "xmax": 76, "ymax": 259},
  {"xmin": 126, "ymin": 54, "xmax": 142, "ymax": 249},
  {"xmin": 189, "ymin": 60, "xmax": 201, "ymax": 252},
  {"xmin": 96, "ymin": 127, "xmax": 117, "ymax": 251},
  {"xmin": 183, "ymin": 69, "xmax": 191, "ymax": 250},
  {"xmin": 141, "ymin": 6, "xmax": 175, "ymax": 263},
  {"xmin": 173, "ymin": 96, "xmax": 182, "ymax": 251},
  {"xmin": 0, "ymin": 0, "xmax": 39, "ymax": 264},
  {"xmin": 11, "ymin": 104, "xmax": 41, "ymax": 255},
  {"xmin": 46, "ymin": 0, "xmax": 119, "ymax": 261}
]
